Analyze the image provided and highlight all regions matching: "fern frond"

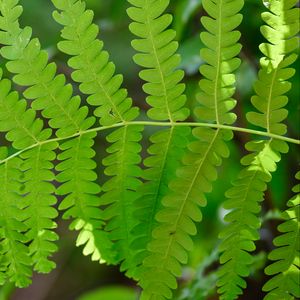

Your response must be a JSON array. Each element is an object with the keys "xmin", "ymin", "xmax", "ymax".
[
  {"xmin": 263, "ymin": 171, "xmax": 300, "ymax": 300},
  {"xmin": 140, "ymin": 128, "xmax": 233, "ymax": 300},
  {"xmin": 101, "ymin": 125, "xmax": 143, "ymax": 267},
  {"xmin": 0, "ymin": 0, "xmax": 298, "ymax": 296},
  {"xmin": 134, "ymin": 0, "xmax": 243, "ymax": 298},
  {"xmin": 197, "ymin": 0, "xmax": 243, "ymax": 124},
  {"xmin": 0, "ymin": 0, "xmax": 94, "ymax": 137},
  {"xmin": 247, "ymin": 0, "xmax": 299, "ymax": 136},
  {"xmin": 127, "ymin": 0, "xmax": 189, "ymax": 122},
  {"xmin": 56, "ymin": 133, "xmax": 115, "ymax": 263},
  {"xmin": 0, "ymin": 71, "xmax": 57, "ymax": 283},
  {"xmin": 0, "ymin": 0, "xmax": 111, "ymax": 265},
  {"xmin": 128, "ymin": 126, "xmax": 191, "ymax": 279},
  {"xmin": 52, "ymin": 0, "xmax": 139, "ymax": 126},
  {"xmin": 217, "ymin": 139, "xmax": 288, "ymax": 300},
  {"xmin": 126, "ymin": 0, "xmax": 191, "ymax": 278},
  {"xmin": 217, "ymin": 1, "xmax": 299, "ymax": 298},
  {"xmin": 0, "ymin": 150, "xmax": 32, "ymax": 287},
  {"xmin": 21, "ymin": 143, "xmax": 58, "ymax": 273},
  {"xmin": 51, "ymin": 0, "xmax": 143, "ymax": 267}
]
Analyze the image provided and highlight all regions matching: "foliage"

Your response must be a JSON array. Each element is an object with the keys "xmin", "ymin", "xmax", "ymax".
[
  {"xmin": 0, "ymin": 0, "xmax": 299, "ymax": 299},
  {"xmin": 263, "ymin": 171, "xmax": 300, "ymax": 299},
  {"xmin": 217, "ymin": 0, "xmax": 299, "ymax": 298}
]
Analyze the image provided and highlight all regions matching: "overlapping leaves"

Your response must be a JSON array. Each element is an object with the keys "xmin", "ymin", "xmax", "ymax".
[
  {"xmin": 129, "ymin": 0, "xmax": 243, "ymax": 298},
  {"xmin": 217, "ymin": 1, "xmax": 299, "ymax": 299},
  {"xmin": 52, "ymin": 0, "xmax": 143, "ymax": 268},
  {"xmin": 263, "ymin": 171, "xmax": 300, "ymax": 299},
  {"xmin": 0, "ymin": 0, "xmax": 298, "ymax": 299},
  {"xmin": 127, "ymin": 0, "xmax": 192, "ymax": 280}
]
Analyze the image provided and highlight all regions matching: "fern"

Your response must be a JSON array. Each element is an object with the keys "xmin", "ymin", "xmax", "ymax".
[
  {"xmin": 0, "ymin": 69, "xmax": 57, "ymax": 285},
  {"xmin": 52, "ymin": 0, "xmax": 144, "ymax": 268},
  {"xmin": 0, "ymin": 153, "xmax": 32, "ymax": 288},
  {"xmin": 217, "ymin": 0, "xmax": 299, "ymax": 299},
  {"xmin": 263, "ymin": 171, "xmax": 300, "ymax": 300},
  {"xmin": 133, "ymin": 0, "xmax": 244, "ymax": 298},
  {"xmin": 129, "ymin": 125, "xmax": 191, "ymax": 279},
  {"xmin": 0, "ymin": 0, "xmax": 299, "ymax": 298},
  {"xmin": 126, "ymin": 0, "xmax": 191, "ymax": 279},
  {"xmin": 0, "ymin": 0, "xmax": 112, "ymax": 268}
]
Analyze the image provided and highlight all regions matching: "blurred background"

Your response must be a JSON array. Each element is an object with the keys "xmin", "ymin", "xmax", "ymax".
[{"xmin": 0, "ymin": 0, "xmax": 299, "ymax": 299}]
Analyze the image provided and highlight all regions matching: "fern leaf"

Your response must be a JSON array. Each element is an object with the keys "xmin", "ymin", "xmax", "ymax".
[
  {"xmin": 129, "ymin": 126, "xmax": 191, "ymax": 279},
  {"xmin": 52, "ymin": 0, "xmax": 139, "ymax": 126},
  {"xmin": 263, "ymin": 171, "xmax": 300, "ymax": 300},
  {"xmin": 217, "ymin": 1, "xmax": 299, "ymax": 298},
  {"xmin": 197, "ymin": 0, "xmax": 243, "ymax": 124},
  {"xmin": 127, "ymin": 0, "xmax": 189, "ymax": 122},
  {"xmin": 0, "ymin": 151, "xmax": 32, "ymax": 287},
  {"xmin": 126, "ymin": 0, "xmax": 191, "ymax": 278},
  {"xmin": 0, "ymin": 0, "xmax": 94, "ymax": 138},
  {"xmin": 217, "ymin": 139, "xmax": 288, "ymax": 300},
  {"xmin": 101, "ymin": 125, "xmax": 143, "ymax": 267},
  {"xmin": 0, "ymin": 71, "xmax": 58, "ymax": 283},
  {"xmin": 0, "ymin": 0, "xmax": 298, "ymax": 296},
  {"xmin": 0, "ymin": 0, "xmax": 112, "ymax": 265},
  {"xmin": 135, "ymin": 0, "xmax": 243, "ymax": 297},
  {"xmin": 52, "ymin": 0, "xmax": 143, "ymax": 266},
  {"xmin": 21, "ymin": 143, "xmax": 58, "ymax": 273},
  {"xmin": 56, "ymin": 133, "xmax": 115, "ymax": 263},
  {"xmin": 139, "ymin": 128, "xmax": 233, "ymax": 300}
]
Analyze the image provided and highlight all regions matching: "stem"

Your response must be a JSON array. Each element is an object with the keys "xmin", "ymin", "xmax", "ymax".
[{"xmin": 1, "ymin": 121, "xmax": 299, "ymax": 164}]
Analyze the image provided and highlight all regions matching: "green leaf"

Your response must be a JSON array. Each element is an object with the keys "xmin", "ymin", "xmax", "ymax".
[
  {"xmin": 0, "ymin": 71, "xmax": 58, "ymax": 282},
  {"xmin": 263, "ymin": 171, "xmax": 300, "ymax": 300},
  {"xmin": 52, "ymin": 0, "xmax": 144, "ymax": 268},
  {"xmin": 217, "ymin": 1, "xmax": 299, "ymax": 298}
]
